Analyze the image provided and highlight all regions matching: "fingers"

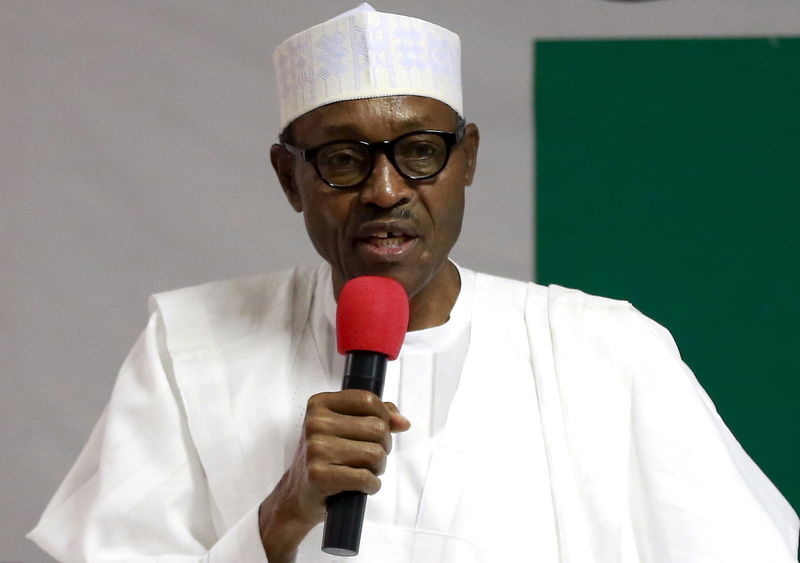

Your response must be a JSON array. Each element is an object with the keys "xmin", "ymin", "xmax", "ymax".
[
  {"xmin": 308, "ymin": 389, "xmax": 391, "ymax": 420},
  {"xmin": 307, "ymin": 434, "xmax": 388, "ymax": 475},
  {"xmin": 307, "ymin": 463, "xmax": 382, "ymax": 496},
  {"xmin": 305, "ymin": 412, "xmax": 392, "ymax": 454},
  {"xmin": 305, "ymin": 392, "xmax": 410, "ymax": 441},
  {"xmin": 297, "ymin": 390, "xmax": 411, "ymax": 498},
  {"xmin": 306, "ymin": 392, "xmax": 410, "ymax": 432},
  {"xmin": 384, "ymin": 402, "xmax": 411, "ymax": 433}
]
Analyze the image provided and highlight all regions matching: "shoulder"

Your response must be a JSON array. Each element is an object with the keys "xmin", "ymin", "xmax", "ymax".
[
  {"xmin": 146, "ymin": 264, "xmax": 326, "ymax": 354},
  {"xmin": 149, "ymin": 265, "xmax": 319, "ymax": 309},
  {"xmin": 543, "ymin": 282, "xmax": 682, "ymax": 360},
  {"xmin": 467, "ymin": 268, "xmax": 540, "ymax": 310},
  {"xmin": 547, "ymin": 283, "xmax": 632, "ymax": 318},
  {"xmin": 467, "ymin": 268, "xmax": 629, "ymax": 320},
  {"xmin": 467, "ymin": 267, "xmax": 680, "ymax": 356}
]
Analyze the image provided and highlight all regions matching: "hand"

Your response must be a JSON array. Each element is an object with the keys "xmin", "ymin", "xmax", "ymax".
[
  {"xmin": 258, "ymin": 389, "xmax": 410, "ymax": 561},
  {"xmin": 289, "ymin": 389, "xmax": 411, "ymax": 522}
]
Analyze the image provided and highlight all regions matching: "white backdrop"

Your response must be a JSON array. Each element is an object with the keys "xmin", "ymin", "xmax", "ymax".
[{"xmin": 3, "ymin": 1, "xmax": 800, "ymax": 560}]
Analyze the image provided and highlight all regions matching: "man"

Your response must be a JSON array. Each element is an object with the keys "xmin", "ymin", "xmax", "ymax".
[{"xmin": 29, "ymin": 4, "xmax": 799, "ymax": 562}]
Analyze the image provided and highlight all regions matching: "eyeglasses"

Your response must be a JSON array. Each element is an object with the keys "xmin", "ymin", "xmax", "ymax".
[{"xmin": 282, "ymin": 125, "xmax": 465, "ymax": 189}]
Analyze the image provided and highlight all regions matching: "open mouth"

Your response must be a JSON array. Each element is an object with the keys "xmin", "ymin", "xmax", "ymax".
[
  {"xmin": 356, "ymin": 231, "xmax": 418, "ymax": 258},
  {"xmin": 354, "ymin": 220, "xmax": 420, "ymax": 259},
  {"xmin": 362, "ymin": 231, "xmax": 415, "ymax": 248}
]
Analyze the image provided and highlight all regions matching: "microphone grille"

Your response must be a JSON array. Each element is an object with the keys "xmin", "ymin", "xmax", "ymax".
[{"xmin": 336, "ymin": 276, "xmax": 409, "ymax": 360}]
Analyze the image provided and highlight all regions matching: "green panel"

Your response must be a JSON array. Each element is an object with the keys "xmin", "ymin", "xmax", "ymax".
[{"xmin": 535, "ymin": 38, "xmax": 800, "ymax": 513}]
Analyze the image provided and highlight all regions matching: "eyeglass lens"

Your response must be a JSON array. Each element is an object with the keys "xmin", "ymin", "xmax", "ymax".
[{"xmin": 316, "ymin": 133, "xmax": 449, "ymax": 187}]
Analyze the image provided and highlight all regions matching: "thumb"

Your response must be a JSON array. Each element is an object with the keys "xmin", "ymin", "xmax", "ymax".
[{"xmin": 384, "ymin": 402, "xmax": 411, "ymax": 432}]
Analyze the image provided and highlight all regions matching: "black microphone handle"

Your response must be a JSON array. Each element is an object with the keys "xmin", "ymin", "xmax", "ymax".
[{"xmin": 321, "ymin": 350, "xmax": 388, "ymax": 556}]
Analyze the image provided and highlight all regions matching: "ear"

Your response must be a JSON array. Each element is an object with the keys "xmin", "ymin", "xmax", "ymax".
[
  {"xmin": 270, "ymin": 143, "xmax": 303, "ymax": 212},
  {"xmin": 461, "ymin": 123, "xmax": 480, "ymax": 186}
]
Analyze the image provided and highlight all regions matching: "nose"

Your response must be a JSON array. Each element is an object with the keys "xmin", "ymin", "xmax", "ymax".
[{"xmin": 357, "ymin": 152, "xmax": 414, "ymax": 209}]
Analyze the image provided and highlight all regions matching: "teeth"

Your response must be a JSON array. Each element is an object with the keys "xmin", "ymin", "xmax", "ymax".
[
  {"xmin": 365, "ymin": 232, "xmax": 408, "ymax": 248},
  {"xmin": 369, "ymin": 231, "xmax": 406, "ymax": 238}
]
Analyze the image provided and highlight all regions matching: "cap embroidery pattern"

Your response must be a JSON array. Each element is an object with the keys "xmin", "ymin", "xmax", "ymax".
[{"xmin": 273, "ymin": 3, "xmax": 463, "ymax": 129}]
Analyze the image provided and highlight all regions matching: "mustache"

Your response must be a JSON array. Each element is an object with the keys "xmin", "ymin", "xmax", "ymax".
[{"xmin": 363, "ymin": 206, "xmax": 415, "ymax": 221}]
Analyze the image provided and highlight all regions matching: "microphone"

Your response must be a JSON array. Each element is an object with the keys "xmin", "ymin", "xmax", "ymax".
[{"xmin": 321, "ymin": 275, "xmax": 409, "ymax": 556}]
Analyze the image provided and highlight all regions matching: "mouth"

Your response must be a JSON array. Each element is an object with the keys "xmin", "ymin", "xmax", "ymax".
[
  {"xmin": 355, "ymin": 222, "xmax": 419, "ymax": 259},
  {"xmin": 358, "ymin": 232, "xmax": 417, "ymax": 255}
]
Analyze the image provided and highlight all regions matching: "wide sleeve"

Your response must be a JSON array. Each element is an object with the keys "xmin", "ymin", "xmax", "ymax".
[
  {"xmin": 27, "ymin": 310, "xmax": 269, "ymax": 562},
  {"xmin": 625, "ymin": 306, "xmax": 800, "ymax": 562}
]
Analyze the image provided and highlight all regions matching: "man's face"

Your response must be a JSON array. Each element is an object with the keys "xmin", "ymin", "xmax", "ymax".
[{"xmin": 272, "ymin": 95, "xmax": 479, "ymax": 300}]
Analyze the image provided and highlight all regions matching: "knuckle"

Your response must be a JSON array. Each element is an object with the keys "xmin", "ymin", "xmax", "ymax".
[
  {"xmin": 306, "ymin": 393, "xmax": 323, "ymax": 410},
  {"xmin": 370, "ymin": 417, "xmax": 389, "ymax": 437},
  {"xmin": 366, "ymin": 442, "xmax": 385, "ymax": 463},
  {"xmin": 367, "ymin": 473, "xmax": 382, "ymax": 495},
  {"xmin": 306, "ymin": 392, "xmax": 333, "ymax": 412},
  {"xmin": 302, "ymin": 421, "xmax": 316, "ymax": 439},
  {"xmin": 304, "ymin": 415, "xmax": 327, "ymax": 437},
  {"xmin": 307, "ymin": 462, "xmax": 327, "ymax": 485},
  {"xmin": 305, "ymin": 436, "xmax": 328, "ymax": 459},
  {"xmin": 361, "ymin": 391, "xmax": 381, "ymax": 409}
]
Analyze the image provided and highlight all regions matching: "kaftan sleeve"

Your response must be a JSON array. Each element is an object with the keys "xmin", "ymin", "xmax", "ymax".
[
  {"xmin": 625, "ymin": 306, "xmax": 800, "ymax": 562},
  {"xmin": 27, "ymin": 310, "xmax": 269, "ymax": 562}
]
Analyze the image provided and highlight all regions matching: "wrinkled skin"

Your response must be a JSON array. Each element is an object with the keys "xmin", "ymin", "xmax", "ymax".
[{"xmin": 260, "ymin": 96, "xmax": 480, "ymax": 562}]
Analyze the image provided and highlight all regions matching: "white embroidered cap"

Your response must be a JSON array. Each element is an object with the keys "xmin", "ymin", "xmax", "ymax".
[{"xmin": 273, "ymin": 3, "xmax": 463, "ymax": 131}]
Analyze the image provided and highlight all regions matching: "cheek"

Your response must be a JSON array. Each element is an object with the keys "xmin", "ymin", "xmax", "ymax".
[
  {"xmin": 298, "ymin": 185, "xmax": 354, "ymax": 253},
  {"xmin": 440, "ymin": 194, "xmax": 465, "ymax": 243},
  {"xmin": 424, "ymin": 182, "xmax": 465, "ymax": 243}
]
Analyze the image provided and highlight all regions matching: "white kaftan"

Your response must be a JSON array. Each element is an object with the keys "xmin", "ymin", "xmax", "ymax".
[{"xmin": 29, "ymin": 263, "xmax": 799, "ymax": 562}]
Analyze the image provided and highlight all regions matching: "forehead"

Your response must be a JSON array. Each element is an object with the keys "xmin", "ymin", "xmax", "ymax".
[{"xmin": 290, "ymin": 95, "xmax": 458, "ymax": 144}]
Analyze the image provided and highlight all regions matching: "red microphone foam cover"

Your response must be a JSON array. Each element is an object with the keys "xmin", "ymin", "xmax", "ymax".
[{"xmin": 336, "ymin": 276, "xmax": 409, "ymax": 360}]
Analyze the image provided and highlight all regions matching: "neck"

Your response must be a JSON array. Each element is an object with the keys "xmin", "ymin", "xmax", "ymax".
[{"xmin": 406, "ymin": 261, "xmax": 461, "ymax": 331}]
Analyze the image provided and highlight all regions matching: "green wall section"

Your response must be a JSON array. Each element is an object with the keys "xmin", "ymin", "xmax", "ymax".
[{"xmin": 535, "ymin": 37, "xmax": 800, "ymax": 513}]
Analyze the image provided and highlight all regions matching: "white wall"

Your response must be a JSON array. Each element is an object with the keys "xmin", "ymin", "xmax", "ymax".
[{"xmin": 3, "ymin": 1, "xmax": 799, "ymax": 560}]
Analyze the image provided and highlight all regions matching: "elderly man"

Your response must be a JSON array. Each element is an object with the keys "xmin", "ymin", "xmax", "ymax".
[{"xmin": 29, "ymin": 4, "xmax": 799, "ymax": 562}]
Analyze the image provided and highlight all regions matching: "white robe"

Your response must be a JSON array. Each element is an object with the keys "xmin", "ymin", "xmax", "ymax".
[{"xmin": 29, "ymin": 264, "xmax": 799, "ymax": 562}]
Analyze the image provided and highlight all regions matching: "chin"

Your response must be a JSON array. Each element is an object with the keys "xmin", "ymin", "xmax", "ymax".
[{"xmin": 351, "ymin": 262, "xmax": 425, "ymax": 297}]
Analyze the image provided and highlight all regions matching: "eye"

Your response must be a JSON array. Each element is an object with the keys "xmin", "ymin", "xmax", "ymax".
[
  {"xmin": 409, "ymin": 142, "xmax": 439, "ymax": 159},
  {"xmin": 319, "ymin": 145, "xmax": 368, "ymax": 170},
  {"xmin": 400, "ymin": 140, "xmax": 442, "ymax": 161},
  {"xmin": 396, "ymin": 136, "xmax": 447, "ymax": 176}
]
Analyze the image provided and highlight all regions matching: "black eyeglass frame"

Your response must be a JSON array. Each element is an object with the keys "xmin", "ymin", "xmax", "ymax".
[{"xmin": 282, "ymin": 124, "xmax": 466, "ymax": 189}]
